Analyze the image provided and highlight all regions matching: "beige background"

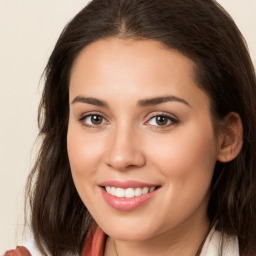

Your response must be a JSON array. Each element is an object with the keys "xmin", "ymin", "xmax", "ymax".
[{"xmin": 0, "ymin": 0, "xmax": 255, "ymax": 253}]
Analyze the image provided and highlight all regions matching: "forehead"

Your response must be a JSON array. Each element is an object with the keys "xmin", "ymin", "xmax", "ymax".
[
  {"xmin": 71, "ymin": 38, "xmax": 197, "ymax": 84},
  {"xmin": 69, "ymin": 38, "xmax": 210, "ymax": 111}
]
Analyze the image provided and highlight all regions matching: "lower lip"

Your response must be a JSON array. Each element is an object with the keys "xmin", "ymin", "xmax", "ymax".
[{"xmin": 100, "ymin": 187, "xmax": 159, "ymax": 211}]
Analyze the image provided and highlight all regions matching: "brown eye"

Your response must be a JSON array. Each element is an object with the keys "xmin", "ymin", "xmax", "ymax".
[
  {"xmin": 147, "ymin": 114, "xmax": 179, "ymax": 127},
  {"xmin": 79, "ymin": 114, "xmax": 108, "ymax": 127},
  {"xmin": 155, "ymin": 116, "xmax": 169, "ymax": 126},
  {"xmin": 90, "ymin": 115, "xmax": 103, "ymax": 125}
]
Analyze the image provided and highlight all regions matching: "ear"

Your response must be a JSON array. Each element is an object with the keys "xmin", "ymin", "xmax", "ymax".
[{"xmin": 217, "ymin": 112, "xmax": 243, "ymax": 163}]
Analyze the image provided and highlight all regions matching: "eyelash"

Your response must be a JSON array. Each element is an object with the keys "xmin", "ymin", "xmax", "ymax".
[
  {"xmin": 78, "ymin": 112, "xmax": 179, "ymax": 129},
  {"xmin": 79, "ymin": 113, "xmax": 109, "ymax": 128},
  {"xmin": 146, "ymin": 113, "xmax": 179, "ymax": 128}
]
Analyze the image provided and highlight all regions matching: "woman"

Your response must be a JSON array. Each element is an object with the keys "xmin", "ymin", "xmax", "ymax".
[{"xmin": 5, "ymin": 0, "xmax": 256, "ymax": 255}]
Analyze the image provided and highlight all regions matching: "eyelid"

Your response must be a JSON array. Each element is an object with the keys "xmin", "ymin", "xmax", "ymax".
[
  {"xmin": 145, "ymin": 112, "xmax": 179, "ymax": 128},
  {"xmin": 77, "ymin": 111, "xmax": 179, "ymax": 129},
  {"xmin": 78, "ymin": 112, "xmax": 109, "ymax": 128}
]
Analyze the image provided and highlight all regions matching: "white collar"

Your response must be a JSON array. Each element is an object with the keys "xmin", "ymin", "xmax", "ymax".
[{"xmin": 200, "ymin": 224, "xmax": 239, "ymax": 256}]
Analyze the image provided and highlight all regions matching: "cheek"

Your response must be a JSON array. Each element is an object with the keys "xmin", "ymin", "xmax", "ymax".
[
  {"xmin": 146, "ymin": 122, "xmax": 217, "ymax": 202},
  {"xmin": 67, "ymin": 125, "xmax": 104, "ymax": 211},
  {"xmin": 151, "ymin": 122, "xmax": 217, "ymax": 171},
  {"xmin": 146, "ymin": 126, "xmax": 217, "ymax": 226},
  {"xmin": 67, "ymin": 126, "xmax": 102, "ymax": 175},
  {"xmin": 67, "ymin": 124, "xmax": 105, "ymax": 202}
]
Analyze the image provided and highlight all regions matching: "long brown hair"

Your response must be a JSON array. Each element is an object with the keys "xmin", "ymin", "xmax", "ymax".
[{"xmin": 26, "ymin": 0, "xmax": 256, "ymax": 255}]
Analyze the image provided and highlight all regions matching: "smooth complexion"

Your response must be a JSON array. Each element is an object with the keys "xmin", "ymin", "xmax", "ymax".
[{"xmin": 67, "ymin": 38, "xmax": 237, "ymax": 256}]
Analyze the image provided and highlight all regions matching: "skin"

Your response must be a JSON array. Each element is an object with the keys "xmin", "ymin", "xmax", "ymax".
[{"xmin": 67, "ymin": 38, "xmax": 232, "ymax": 256}]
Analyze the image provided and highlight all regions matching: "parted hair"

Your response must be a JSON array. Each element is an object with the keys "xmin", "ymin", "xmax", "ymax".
[{"xmin": 26, "ymin": 0, "xmax": 256, "ymax": 255}]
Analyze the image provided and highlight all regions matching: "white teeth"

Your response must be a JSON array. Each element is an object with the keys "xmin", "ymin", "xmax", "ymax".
[
  {"xmin": 116, "ymin": 188, "xmax": 125, "ymax": 197},
  {"xmin": 142, "ymin": 187, "xmax": 149, "ymax": 194},
  {"xmin": 149, "ymin": 187, "xmax": 155, "ymax": 192},
  {"xmin": 111, "ymin": 187, "xmax": 116, "ymax": 196},
  {"xmin": 105, "ymin": 186, "xmax": 156, "ymax": 198},
  {"xmin": 106, "ymin": 186, "xmax": 111, "ymax": 193},
  {"xmin": 125, "ymin": 188, "xmax": 134, "ymax": 198},
  {"xmin": 134, "ymin": 188, "xmax": 142, "ymax": 197}
]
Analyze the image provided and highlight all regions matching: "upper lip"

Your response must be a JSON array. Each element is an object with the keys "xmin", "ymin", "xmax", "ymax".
[{"xmin": 99, "ymin": 180, "xmax": 160, "ymax": 189}]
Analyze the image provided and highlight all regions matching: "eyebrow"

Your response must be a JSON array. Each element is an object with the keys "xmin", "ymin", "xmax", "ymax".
[
  {"xmin": 71, "ymin": 95, "xmax": 190, "ymax": 108},
  {"xmin": 71, "ymin": 96, "xmax": 108, "ymax": 107},
  {"xmin": 138, "ymin": 96, "xmax": 190, "ymax": 107}
]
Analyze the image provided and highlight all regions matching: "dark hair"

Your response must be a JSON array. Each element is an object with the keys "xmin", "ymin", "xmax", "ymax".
[{"xmin": 26, "ymin": 0, "xmax": 256, "ymax": 255}]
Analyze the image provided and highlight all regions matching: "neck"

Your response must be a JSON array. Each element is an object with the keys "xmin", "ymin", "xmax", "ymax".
[{"xmin": 105, "ymin": 215, "xmax": 211, "ymax": 256}]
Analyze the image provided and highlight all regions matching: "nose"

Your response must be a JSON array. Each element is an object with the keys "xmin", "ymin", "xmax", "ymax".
[{"xmin": 105, "ymin": 125, "xmax": 146, "ymax": 171}]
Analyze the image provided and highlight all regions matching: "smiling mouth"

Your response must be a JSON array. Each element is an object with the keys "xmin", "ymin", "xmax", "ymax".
[
  {"xmin": 100, "ymin": 182, "xmax": 161, "ymax": 211},
  {"xmin": 103, "ymin": 186, "xmax": 159, "ymax": 198}
]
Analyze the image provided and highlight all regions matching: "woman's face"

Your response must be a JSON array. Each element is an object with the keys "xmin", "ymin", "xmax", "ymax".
[{"xmin": 67, "ymin": 38, "xmax": 220, "ymax": 241}]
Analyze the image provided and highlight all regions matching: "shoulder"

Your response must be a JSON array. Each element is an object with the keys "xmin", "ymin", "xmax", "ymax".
[{"xmin": 4, "ymin": 246, "xmax": 31, "ymax": 256}]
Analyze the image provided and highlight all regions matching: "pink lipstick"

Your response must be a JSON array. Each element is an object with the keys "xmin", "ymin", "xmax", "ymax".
[{"xmin": 99, "ymin": 180, "xmax": 160, "ymax": 211}]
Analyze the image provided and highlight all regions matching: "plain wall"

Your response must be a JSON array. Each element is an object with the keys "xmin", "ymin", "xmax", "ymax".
[{"xmin": 0, "ymin": 0, "xmax": 255, "ymax": 253}]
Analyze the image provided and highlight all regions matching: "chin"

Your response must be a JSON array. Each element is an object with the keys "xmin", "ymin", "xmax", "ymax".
[
  {"xmin": 98, "ymin": 216, "xmax": 162, "ymax": 241},
  {"xmin": 107, "ymin": 228, "xmax": 156, "ymax": 241}
]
